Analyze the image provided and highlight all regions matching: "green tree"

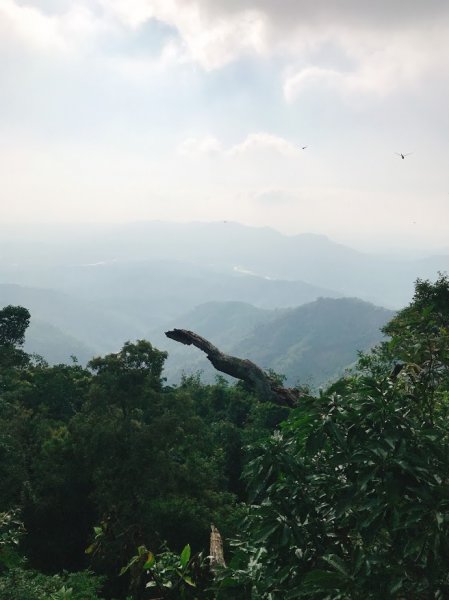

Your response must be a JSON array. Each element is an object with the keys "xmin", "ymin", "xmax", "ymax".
[
  {"xmin": 218, "ymin": 275, "xmax": 449, "ymax": 599},
  {"xmin": 0, "ymin": 305, "xmax": 30, "ymax": 368},
  {"xmin": 74, "ymin": 342, "xmax": 236, "ymax": 597},
  {"xmin": 0, "ymin": 305, "xmax": 30, "ymax": 347}
]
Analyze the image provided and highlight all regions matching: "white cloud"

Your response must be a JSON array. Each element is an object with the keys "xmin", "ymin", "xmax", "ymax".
[
  {"xmin": 228, "ymin": 132, "xmax": 298, "ymax": 158},
  {"xmin": 0, "ymin": 0, "xmax": 66, "ymax": 51},
  {"xmin": 174, "ymin": 6, "xmax": 267, "ymax": 70},
  {"xmin": 99, "ymin": 0, "xmax": 268, "ymax": 69},
  {"xmin": 283, "ymin": 26, "xmax": 449, "ymax": 101},
  {"xmin": 4, "ymin": 0, "xmax": 449, "ymax": 96},
  {"xmin": 106, "ymin": 39, "xmax": 184, "ymax": 80},
  {"xmin": 0, "ymin": 0, "xmax": 115, "ymax": 55},
  {"xmin": 177, "ymin": 135, "xmax": 222, "ymax": 158},
  {"xmin": 97, "ymin": 0, "xmax": 155, "ymax": 29},
  {"xmin": 112, "ymin": 1, "xmax": 449, "ymax": 100},
  {"xmin": 176, "ymin": 132, "xmax": 298, "ymax": 160}
]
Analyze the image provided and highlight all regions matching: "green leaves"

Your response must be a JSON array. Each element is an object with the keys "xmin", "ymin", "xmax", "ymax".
[
  {"xmin": 180, "ymin": 544, "xmax": 191, "ymax": 569},
  {"xmin": 217, "ymin": 276, "xmax": 449, "ymax": 598},
  {"xmin": 143, "ymin": 551, "xmax": 156, "ymax": 570},
  {"xmin": 120, "ymin": 543, "xmax": 206, "ymax": 599}
]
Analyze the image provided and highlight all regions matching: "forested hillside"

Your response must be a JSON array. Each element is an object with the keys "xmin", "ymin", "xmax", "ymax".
[
  {"xmin": 0, "ymin": 263, "xmax": 340, "ymax": 361},
  {"xmin": 156, "ymin": 298, "xmax": 393, "ymax": 387},
  {"xmin": 1, "ymin": 275, "xmax": 449, "ymax": 599}
]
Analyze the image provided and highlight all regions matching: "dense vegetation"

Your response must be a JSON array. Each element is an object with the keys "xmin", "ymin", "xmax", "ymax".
[{"xmin": 1, "ymin": 274, "xmax": 449, "ymax": 598}]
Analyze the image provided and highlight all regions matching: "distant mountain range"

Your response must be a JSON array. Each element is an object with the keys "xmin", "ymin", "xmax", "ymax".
[
  {"xmin": 0, "ymin": 283, "xmax": 139, "ymax": 357},
  {"xmin": 0, "ymin": 260, "xmax": 340, "ymax": 337},
  {"xmin": 1, "ymin": 221, "xmax": 448, "ymax": 308},
  {"xmin": 0, "ymin": 221, "xmax": 443, "ymax": 373},
  {"xmin": 25, "ymin": 319, "xmax": 94, "ymax": 365},
  {"xmin": 153, "ymin": 297, "xmax": 394, "ymax": 388}
]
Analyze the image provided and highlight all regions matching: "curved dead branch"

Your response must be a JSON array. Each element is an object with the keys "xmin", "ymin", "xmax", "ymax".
[{"xmin": 165, "ymin": 328, "xmax": 300, "ymax": 408}]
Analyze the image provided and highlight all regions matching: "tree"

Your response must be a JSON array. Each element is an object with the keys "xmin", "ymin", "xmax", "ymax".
[
  {"xmin": 0, "ymin": 306, "xmax": 30, "ymax": 347},
  {"xmin": 0, "ymin": 306, "xmax": 30, "ymax": 368},
  {"xmin": 218, "ymin": 275, "xmax": 449, "ymax": 598}
]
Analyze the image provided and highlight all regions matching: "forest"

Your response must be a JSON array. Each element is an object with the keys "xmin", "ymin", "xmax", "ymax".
[{"xmin": 1, "ymin": 274, "xmax": 449, "ymax": 599}]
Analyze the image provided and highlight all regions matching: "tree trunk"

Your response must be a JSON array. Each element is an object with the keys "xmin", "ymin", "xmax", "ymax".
[{"xmin": 209, "ymin": 524, "xmax": 226, "ymax": 569}]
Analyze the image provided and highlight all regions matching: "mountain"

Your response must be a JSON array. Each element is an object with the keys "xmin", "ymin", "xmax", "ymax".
[
  {"xmin": 152, "ymin": 300, "xmax": 275, "ymax": 349},
  {"xmin": 156, "ymin": 297, "xmax": 394, "ymax": 388},
  {"xmin": 1, "ymin": 221, "xmax": 447, "ymax": 308},
  {"xmin": 24, "ymin": 319, "xmax": 95, "ymax": 365},
  {"xmin": 0, "ymin": 221, "xmax": 444, "ymax": 369},
  {"xmin": 0, "ymin": 269, "xmax": 338, "ymax": 364},
  {"xmin": 0, "ymin": 260, "xmax": 340, "ymax": 330},
  {"xmin": 150, "ymin": 301, "xmax": 281, "ymax": 381},
  {"xmin": 234, "ymin": 297, "xmax": 394, "ymax": 387},
  {"xmin": 0, "ymin": 283, "xmax": 140, "ymax": 355}
]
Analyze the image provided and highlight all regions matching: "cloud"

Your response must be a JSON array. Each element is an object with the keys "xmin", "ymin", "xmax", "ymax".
[
  {"xmin": 228, "ymin": 132, "xmax": 298, "ymax": 158},
  {"xmin": 99, "ymin": 0, "xmax": 268, "ymax": 69},
  {"xmin": 4, "ymin": 0, "xmax": 449, "ymax": 98},
  {"xmin": 98, "ymin": 0, "xmax": 449, "ymax": 103},
  {"xmin": 0, "ymin": 0, "xmax": 66, "ymax": 51},
  {"xmin": 106, "ymin": 39, "xmax": 184, "ymax": 80},
  {"xmin": 176, "ymin": 132, "xmax": 299, "ymax": 160},
  {"xmin": 177, "ymin": 135, "xmax": 222, "ymax": 157},
  {"xmin": 0, "ymin": 0, "xmax": 115, "ymax": 56},
  {"xmin": 253, "ymin": 189, "xmax": 297, "ymax": 206},
  {"xmin": 102, "ymin": 0, "xmax": 449, "ymax": 101},
  {"xmin": 283, "ymin": 26, "xmax": 449, "ymax": 101}
]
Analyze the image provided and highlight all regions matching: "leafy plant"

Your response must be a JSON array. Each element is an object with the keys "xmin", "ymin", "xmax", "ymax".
[
  {"xmin": 0, "ymin": 569, "xmax": 104, "ymax": 600},
  {"xmin": 0, "ymin": 509, "xmax": 25, "ymax": 571},
  {"xmin": 217, "ymin": 275, "xmax": 449, "ymax": 598},
  {"xmin": 120, "ymin": 543, "xmax": 212, "ymax": 599}
]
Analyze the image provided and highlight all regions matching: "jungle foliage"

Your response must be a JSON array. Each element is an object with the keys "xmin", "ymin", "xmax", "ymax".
[{"xmin": 0, "ymin": 275, "xmax": 449, "ymax": 599}]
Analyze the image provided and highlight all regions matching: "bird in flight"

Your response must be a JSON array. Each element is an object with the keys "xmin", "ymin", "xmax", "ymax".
[
  {"xmin": 299, "ymin": 145, "xmax": 308, "ymax": 150},
  {"xmin": 396, "ymin": 152, "xmax": 413, "ymax": 159}
]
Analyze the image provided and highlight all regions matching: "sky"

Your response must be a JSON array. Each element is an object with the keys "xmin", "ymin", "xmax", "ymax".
[{"xmin": 1, "ymin": 0, "xmax": 449, "ymax": 252}]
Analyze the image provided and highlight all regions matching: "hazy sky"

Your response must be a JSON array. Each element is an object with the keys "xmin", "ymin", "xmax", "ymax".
[{"xmin": 1, "ymin": 0, "xmax": 448, "ymax": 250}]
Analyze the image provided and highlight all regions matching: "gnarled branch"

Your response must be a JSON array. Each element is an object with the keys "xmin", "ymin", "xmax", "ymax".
[{"xmin": 165, "ymin": 328, "xmax": 299, "ymax": 407}]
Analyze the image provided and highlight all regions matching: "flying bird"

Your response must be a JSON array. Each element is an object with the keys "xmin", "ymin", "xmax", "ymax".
[
  {"xmin": 395, "ymin": 152, "xmax": 413, "ymax": 159},
  {"xmin": 299, "ymin": 145, "xmax": 308, "ymax": 150}
]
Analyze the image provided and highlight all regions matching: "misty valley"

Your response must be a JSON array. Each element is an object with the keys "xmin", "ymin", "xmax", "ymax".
[{"xmin": 1, "ymin": 221, "xmax": 448, "ymax": 383}]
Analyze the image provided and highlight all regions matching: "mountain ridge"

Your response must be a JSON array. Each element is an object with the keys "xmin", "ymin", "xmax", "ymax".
[
  {"xmin": 1, "ymin": 221, "xmax": 447, "ymax": 307},
  {"xmin": 155, "ymin": 297, "xmax": 394, "ymax": 388}
]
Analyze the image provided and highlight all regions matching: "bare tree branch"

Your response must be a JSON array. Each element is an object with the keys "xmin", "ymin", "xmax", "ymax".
[{"xmin": 165, "ymin": 328, "xmax": 300, "ymax": 407}]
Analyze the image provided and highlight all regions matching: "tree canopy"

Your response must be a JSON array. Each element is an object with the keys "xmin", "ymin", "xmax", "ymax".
[{"xmin": 1, "ymin": 276, "xmax": 449, "ymax": 599}]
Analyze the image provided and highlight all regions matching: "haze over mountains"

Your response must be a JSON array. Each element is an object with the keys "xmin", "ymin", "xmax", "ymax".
[
  {"xmin": 0, "ymin": 221, "xmax": 447, "ymax": 382},
  {"xmin": 2, "ymin": 221, "xmax": 448, "ymax": 306}
]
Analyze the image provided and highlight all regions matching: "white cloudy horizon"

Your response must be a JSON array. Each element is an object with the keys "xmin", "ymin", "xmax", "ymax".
[{"xmin": 1, "ymin": 0, "xmax": 448, "ymax": 252}]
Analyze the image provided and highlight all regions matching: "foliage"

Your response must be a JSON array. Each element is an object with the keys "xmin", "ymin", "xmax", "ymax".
[
  {"xmin": 0, "ymin": 568, "xmax": 104, "ymax": 600},
  {"xmin": 0, "ymin": 509, "xmax": 25, "ymax": 571},
  {"xmin": 3, "ymin": 276, "xmax": 448, "ymax": 599},
  {"xmin": 0, "ymin": 503, "xmax": 103, "ymax": 600},
  {"xmin": 119, "ymin": 542, "xmax": 213, "ymax": 599},
  {"xmin": 217, "ymin": 275, "xmax": 449, "ymax": 598},
  {"xmin": 0, "ymin": 305, "xmax": 283, "ymax": 599},
  {"xmin": 0, "ymin": 305, "xmax": 31, "ymax": 368},
  {"xmin": 0, "ymin": 305, "xmax": 30, "ymax": 347}
]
